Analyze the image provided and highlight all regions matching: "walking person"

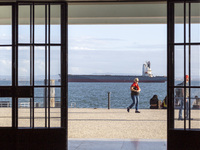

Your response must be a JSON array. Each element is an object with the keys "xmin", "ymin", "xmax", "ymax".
[
  {"xmin": 176, "ymin": 75, "xmax": 189, "ymax": 120},
  {"xmin": 127, "ymin": 78, "xmax": 141, "ymax": 113}
]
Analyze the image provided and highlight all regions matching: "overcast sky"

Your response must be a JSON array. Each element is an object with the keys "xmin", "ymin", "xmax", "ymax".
[
  {"xmin": 68, "ymin": 24, "xmax": 167, "ymax": 76},
  {"xmin": 1, "ymin": 24, "xmax": 200, "ymax": 79}
]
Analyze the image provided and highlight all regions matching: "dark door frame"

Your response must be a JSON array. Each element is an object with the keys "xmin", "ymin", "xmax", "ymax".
[
  {"xmin": 167, "ymin": 0, "xmax": 200, "ymax": 150},
  {"xmin": 0, "ymin": 0, "xmax": 200, "ymax": 150},
  {"xmin": 0, "ymin": 2, "xmax": 68, "ymax": 150}
]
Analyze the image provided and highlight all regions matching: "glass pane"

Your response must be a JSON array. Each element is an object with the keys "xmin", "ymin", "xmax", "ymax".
[
  {"xmin": 18, "ymin": 98, "xmax": 30, "ymax": 127},
  {"xmin": 191, "ymin": 88, "xmax": 200, "ymax": 129},
  {"xmin": 35, "ymin": 5, "xmax": 46, "ymax": 43},
  {"xmin": 186, "ymin": 3, "xmax": 189, "ymax": 43},
  {"xmin": 18, "ymin": 5, "xmax": 30, "ymax": 43},
  {"xmin": 50, "ymin": 85, "xmax": 61, "ymax": 127},
  {"xmin": 18, "ymin": 46, "xmax": 30, "ymax": 86},
  {"xmin": 174, "ymin": 88, "xmax": 184, "ymax": 129},
  {"xmin": 174, "ymin": 86, "xmax": 190, "ymax": 129},
  {"xmin": 34, "ymin": 87, "xmax": 61, "ymax": 127},
  {"xmin": 0, "ymin": 97, "xmax": 12, "ymax": 127},
  {"xmin": 186, "ymin": 46, "xmax": 189, "ymax": 78},
  {"xmin": 0, "ymin": 6, "xmax": 12, "ymax": 45},
  {"xmin": 34, "ymin": 46, "xmax": 46, "ymax": 85},
  {"xmin": 175, "ymin": 3, "xmax": 184, "ymax": 43},
  {"xmin": 191, "ymin": 46, "xmax": 200, "ymax": 85},
  {"xmin": 174, "ymin": 3, "xmax": 190, "ymax": 43},
  {"xmin": 50, "ymin": 46, "xmax": 60, "ymax": 85},
  {"xmin": 174, "ymin": 45, "xmax": 189, "ymax": 85},
  {"xmin": 34, "ymin": 87, "xmax": 45, "ymax": 98},
  {"xmin": 191, "ymin": 3, "xmax": 200, "ymax": 43},
  {"xmin": 54, "ymin": 87, "xmax": 61, "ymax": 98},
  {"xmin": 50, "ymin": 5, "xmax": 61, "ymax": 43},
  {"xmin": 0, "ymin": 47, "xmax": 12, "ymax": 85},
  {"xmin": 34, "ymin": 88, "xmax": 46, "ymax": 127},
  {"xmin": 175, "ymin": 46, "xmax": 184, "ymax": 84},
  {"xmin": 34, "ymin": 98, "xmax": 46, "ymax": 127}
]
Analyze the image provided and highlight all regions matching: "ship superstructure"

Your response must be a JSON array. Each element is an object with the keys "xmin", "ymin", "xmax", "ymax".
[{"xmin": 142, "ymin": 61, "xmax": 153, "ymax": 77}]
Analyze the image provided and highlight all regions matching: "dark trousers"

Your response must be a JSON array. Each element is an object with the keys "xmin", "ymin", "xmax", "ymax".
[{"xmin": 128, "ymin": 95, "xmax": 139, "ymax": 111}]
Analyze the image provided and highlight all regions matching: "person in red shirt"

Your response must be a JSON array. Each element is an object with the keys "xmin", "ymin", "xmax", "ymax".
[{"xmin": 127, "ymin": 78, "xmax": 141, "ymax": 113}]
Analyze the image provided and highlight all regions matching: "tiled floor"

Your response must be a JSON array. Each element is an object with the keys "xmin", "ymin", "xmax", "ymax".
[{"xmin": 68, "ymin": 139, "xmax": 167, "ymax": 150}]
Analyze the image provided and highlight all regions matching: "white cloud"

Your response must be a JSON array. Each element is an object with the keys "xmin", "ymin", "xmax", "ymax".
[
  {"xmin": 71, "ymin": 46, "xmax": 95, "ymax": 51},
  {"xmin": 0, "ymin": 47, "xmax": 11, "ymax": 51}
]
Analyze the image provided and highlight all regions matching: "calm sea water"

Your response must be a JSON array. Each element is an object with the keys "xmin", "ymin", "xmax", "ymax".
[
  {"xmin": 68, "ymin": 82, "xmax": 167, "ymax": 109},
  {"xmin": 1, "ymin": 81, "xmax": 200, "ymax": 109}
]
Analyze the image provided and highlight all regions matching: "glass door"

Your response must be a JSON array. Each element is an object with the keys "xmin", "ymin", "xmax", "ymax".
[
  {"xmin": 0, "ymin": 2, "xmax": 67, "ymax": 150},
  {"xmin": 17, "ymin": 3, "xmax": 63, "ymax": 128},
  {"xmin": 168, "ymin": 0, "xmax": 200, "ymax": 149},
  {"xmin": 0, "ymin": 5, "xmax": 12, "ymax": 127}
]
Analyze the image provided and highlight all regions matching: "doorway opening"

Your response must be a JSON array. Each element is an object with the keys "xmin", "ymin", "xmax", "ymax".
[{"xmin": 68, "ymin": 2, "xmax": 167, "ymax": 147}]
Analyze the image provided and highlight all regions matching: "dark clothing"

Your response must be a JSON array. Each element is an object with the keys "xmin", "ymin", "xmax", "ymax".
[
  {"xmin": 130, "ymin": 82, "xmax": 140, "ymax": 96},
  {"xmin": 150, "ymin": 95, "xmax": 159, "ymax": 109},
  {"xmin": 131, "ymin": 87, "xmax": 139, "ymax": 95},
  {"xmin": 176, "ymin": 82, "xmax": 189, "ymax": 98}
]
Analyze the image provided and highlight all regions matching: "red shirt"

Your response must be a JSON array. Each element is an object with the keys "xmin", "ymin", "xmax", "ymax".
[{"xmin": 131, "ymin": 82, "xmax": 139, "ymax": 90}]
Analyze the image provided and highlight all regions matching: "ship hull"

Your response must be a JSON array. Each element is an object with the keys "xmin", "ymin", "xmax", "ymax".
[{"xmin": 68, "ymin": 75, "xmax": 167, "ymax": 83}]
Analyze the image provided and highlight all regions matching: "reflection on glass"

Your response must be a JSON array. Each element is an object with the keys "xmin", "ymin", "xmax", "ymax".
[
  {"xmin": 0, "ymin": 6, "xmax": 12, "ymax": 45},
  {"xmin": 18, "ymin": 5, "xmax": 30, "ymax": 43},
  {"xmin": 35, "ymin": 5, "xmax": 46, "ymax": 43},
  {"xmin": 18, "ymin": 46, "xmax": 30, "ymax": 86},
  {"xmin": 0, "ymin": 98, "xmax": 12, "ymax": 127},
  {"xmin": 50, "ymin": 5, "xmax": 61, "ymax": 43},
  {"xmin": 0, "ymin": 47, "xmax": 12, "ymax": 85},
  {"xmin": 50, "ymin": 46, "xmax": 60, "ymax": 85}
]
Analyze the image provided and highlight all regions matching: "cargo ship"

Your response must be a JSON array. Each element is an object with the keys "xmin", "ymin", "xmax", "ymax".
[{"xmin": 65, "ymin": 61, "xmax": 167, "ymax": 83}]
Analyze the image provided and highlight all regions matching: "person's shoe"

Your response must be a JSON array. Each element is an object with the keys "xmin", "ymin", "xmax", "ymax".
[
  {"xmin": 135, "ymin": 110, "xmax": 140, "ymax": 113},
  {"xmin": 127, "ymin": 107, "xmax": 130, "ymax": 113}
]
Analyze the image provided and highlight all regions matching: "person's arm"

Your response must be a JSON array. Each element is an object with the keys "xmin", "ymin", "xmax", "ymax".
[
  {"xmin": 130, "ymin": 86, "xmax": 137, "ymax": 92},
  {"xmin": 130, "ymin": 85, "xmax": 140, "ymax": 92},
  {"xmin": 138, "ymin": 86, "xmax": 141, "ymax": 92}
]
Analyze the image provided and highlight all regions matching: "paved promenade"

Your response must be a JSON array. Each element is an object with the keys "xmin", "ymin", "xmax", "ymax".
[
  {"xmin": 0, "ymin": 108, "xmax": 199, "ymax": 149},
  {"xmin": 68, "ymin": 108, "xmax": 168, "ymax": 139},
  {"xmin": 69, "ymin": 108, "xmax": 200, "ymax": 139},
  {"xmin": 68, "ymin": 108, "xmax": 169, "ymax": 150}
]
